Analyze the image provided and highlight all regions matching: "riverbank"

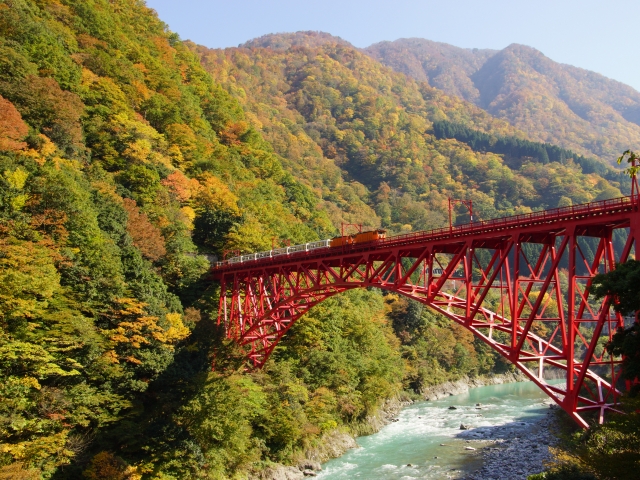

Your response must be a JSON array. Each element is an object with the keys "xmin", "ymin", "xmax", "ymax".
[
  {"xmin": 252, "ymin": 372, "xmax": 532, "ymax": 479},
  {"xmin": 460, "ymin": 404, "xmax": 560, "ymax": 479},
  {"xmin": 420, "ymin": 371, "xmax": 527, "ymax": 401},
  {"xmin": 252, "ymin": 396, "xmax": 413, "ymax": 480}
]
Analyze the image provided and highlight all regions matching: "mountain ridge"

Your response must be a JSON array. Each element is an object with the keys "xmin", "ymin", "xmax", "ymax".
[
  {"xmin": 224, "ymin": 31, "xmax": 640, "ymax": 164},
  {"xmin": 365, "ymin": 37, "xmax": 640, "ymax": 163}
]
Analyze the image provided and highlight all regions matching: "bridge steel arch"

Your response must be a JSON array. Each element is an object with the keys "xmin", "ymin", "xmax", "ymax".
[{"xmin": 213, "ymin": 196, "xmax": 640, "ymax": 428}]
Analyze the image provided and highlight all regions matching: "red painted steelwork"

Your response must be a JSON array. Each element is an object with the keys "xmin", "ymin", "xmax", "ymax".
[{"xmin": 212, "ymin": 196, "xmax": 640, "ymax": 427}]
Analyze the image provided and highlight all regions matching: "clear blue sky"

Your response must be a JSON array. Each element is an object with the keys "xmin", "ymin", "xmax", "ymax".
[{"xmin": 146, "ymin": 0, "xmax": 640, "ymax": 91}]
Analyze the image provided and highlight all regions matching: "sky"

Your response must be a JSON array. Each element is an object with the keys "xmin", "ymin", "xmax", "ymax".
[{"xmin": 146, "ymin": 0, "xmax": 640, "ymax": 91}]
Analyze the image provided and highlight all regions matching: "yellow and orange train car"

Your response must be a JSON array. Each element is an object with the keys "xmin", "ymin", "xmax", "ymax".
[{"xmin": 329, "ymin": 229, "xmax": 386, "ymax": 248}]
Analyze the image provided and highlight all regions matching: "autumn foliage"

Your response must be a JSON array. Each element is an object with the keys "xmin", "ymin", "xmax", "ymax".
[
  {"xmin": 366, "ymin": 38, "xmax": 640, "ymax": 162},
  {"xmin": 122, "ymin": 198, "xmax": 166, "ymax": 261},
  {"xmin": 0, "ymin": 96, "xmax": 28, "ymax": 152},
  {"xmin": 83, "ymin": 452, "xmax": 138, "ymax": 480}
]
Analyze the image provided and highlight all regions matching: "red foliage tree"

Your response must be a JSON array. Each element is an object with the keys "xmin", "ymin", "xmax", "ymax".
[
  {"xmin": 122, "ymin": 198, "xmax": 166, "ymax": 261},
  {"xmin": 0, "ymin": 95, "xmax": 28, "ymax": 152},
  {"xmin": 1, "ymin": 76, "xmax": 84, "ymax": 155}
]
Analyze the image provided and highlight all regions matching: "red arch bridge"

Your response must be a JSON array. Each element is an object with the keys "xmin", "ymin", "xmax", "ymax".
[{"xmin": 212, "ymin": 196, "xmax": 640, "ymax": 428}]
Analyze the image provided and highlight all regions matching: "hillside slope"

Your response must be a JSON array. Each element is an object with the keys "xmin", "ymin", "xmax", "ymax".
[
  {"xmin": 192, "ymin": 32, "xmax": 628, "ymax": 237},
  {"xmin": 366, "ymin": 38, "xmax": 640, "ymax": 162},
  {"xmin": 0, "ymin": 4, "xmax": 522, "ymax": 479}
]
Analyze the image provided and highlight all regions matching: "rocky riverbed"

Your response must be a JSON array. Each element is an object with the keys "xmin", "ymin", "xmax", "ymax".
[{"xmin": 459, "ymin": 404, "xmax": 560, "ymax": 480}]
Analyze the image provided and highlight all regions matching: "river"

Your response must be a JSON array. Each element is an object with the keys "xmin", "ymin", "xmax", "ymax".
[{"xmin": 317, "ymin": 381, "xmax": 557, "ymax": 479}]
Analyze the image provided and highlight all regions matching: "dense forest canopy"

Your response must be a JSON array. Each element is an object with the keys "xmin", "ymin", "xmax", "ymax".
[
  {"xmin": 193, "ymin": 34, "xmax": 627, "ymax": 236},
  {"xmin": 0, "ymin": 4, "xmax": 634, "ymax": 480},
  {"xmin": 431, "ymin": 120, "xmax": 629, "ymax": 185}
]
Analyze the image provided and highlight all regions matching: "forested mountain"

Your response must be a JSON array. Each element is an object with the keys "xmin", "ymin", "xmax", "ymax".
[
  {"xmin": 0, "ymin": 3, "xmax": 527, "ymax": 479},
  {"xmin": 366, "ymin": 38, "xmax": 640, "ymax": 163},
  {"xmin": 192, "ymin": 32, "xmax": 628, "ymax": 237},
  {"xmin": 0, "ymin": 1, "xmax": 351, "ymax": 477}
]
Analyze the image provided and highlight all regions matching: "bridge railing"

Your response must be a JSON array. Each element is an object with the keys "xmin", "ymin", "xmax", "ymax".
[
  {"xmin": 213, "ymin": 196, "xmax": 635, "ymax": 269},
  {"xmin": 381, "ymin": 196, "xmax": 634, "ymax": 245}
]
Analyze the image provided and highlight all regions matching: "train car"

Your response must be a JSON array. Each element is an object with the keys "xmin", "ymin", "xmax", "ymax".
[
  {"xmin": 353, "ymin": 229, "xmax": 386, "ymax": 244},
  {"xmin": 219, "ymin": 239, "xmax": 333, "ymax": 266},
  {"xmin": 307, "ymin": 239, "xmax": 331, "ymax": 250},
  {"xmin": 256, "ymin": 250, "xmax": 272, "ymax": 260},
  {"xmin": 329, "ymin": 235, "xmax": 353, "ymax": 248},
  {"xmin": 330, "ymin": 229, "xmax": 386, "ymax": 248}
]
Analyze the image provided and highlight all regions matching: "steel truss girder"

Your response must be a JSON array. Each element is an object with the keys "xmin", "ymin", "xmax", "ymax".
[{"xmin": 216, "ymin": 197, "xmax": 640, "ymax": 427}]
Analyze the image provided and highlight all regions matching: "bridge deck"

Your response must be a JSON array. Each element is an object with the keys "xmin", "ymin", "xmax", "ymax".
[{"xmin": 212, "ymin": 196, "xmax": 637, "ymax": 277}]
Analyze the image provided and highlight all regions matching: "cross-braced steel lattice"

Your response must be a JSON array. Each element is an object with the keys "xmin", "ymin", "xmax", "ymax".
[{"xmin": 213, "ymin": 196, "xmax": 640, "ymax": 427}]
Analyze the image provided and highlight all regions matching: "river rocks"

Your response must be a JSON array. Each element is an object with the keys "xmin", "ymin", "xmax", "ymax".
[
  {"xmin": 298, "ymin": 461, "xmax": 321, "ymax": 472},
  {"xmin": 460, "ymin": 423, "xmax": 471, "ymax": 430},
  {"xmin": 252, "ymin": 459, "xmax": 323, "ymax": 479},
  {"xmin": 448, "ymin": 406, "xmax": 458, "ymax": 410},
  {"xmin": 461, "ymin": 410, "xmax": 560, "ymax": 480},
  {"xmin": 464, "ymin": 446, "xmax": 476, "ymax": 450},
  {"xmin": 253, "ymin": 466, "xmax": 304, "ymax": 480}
]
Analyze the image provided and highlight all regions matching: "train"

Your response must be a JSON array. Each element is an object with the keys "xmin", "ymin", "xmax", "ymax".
[
  {"xmin": 328, "ymin": 229, "xmax": 386, "ymax": 247},
  {"xmin": 222, "ymin": 229, "xmax": 386, "ymax": 266}
]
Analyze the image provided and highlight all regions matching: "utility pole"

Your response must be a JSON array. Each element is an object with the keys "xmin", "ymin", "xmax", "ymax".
[
  {"xmin": 341, "ymin": 222, "xmax": 363, "ymax": 237},
  {"xmin": 448, "ymin": 198, "xmax": 473, "ymax": 234}
]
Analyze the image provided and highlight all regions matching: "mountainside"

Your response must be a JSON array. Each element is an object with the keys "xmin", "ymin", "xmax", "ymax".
[
  {"xmin": 366, "ymin": 38, "xmax": 640, "ymax": 163},
  {"xmin": 192, "ymin": 32, "xmax": 628, "ymax": 237},
  {"xmin": 0, "ymin": 4, "xmax": 522, "ymax": 479}
]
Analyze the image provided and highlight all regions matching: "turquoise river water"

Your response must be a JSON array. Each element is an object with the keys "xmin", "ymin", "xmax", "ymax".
[{"xmin": 317, "ymin": 381, "xmax": 554, "ymax": 479}]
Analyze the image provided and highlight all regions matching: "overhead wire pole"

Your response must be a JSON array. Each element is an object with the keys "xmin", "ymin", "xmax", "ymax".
[{"xmin": 449, "ymin": 198, "xmax": 474, "ymax": 234}]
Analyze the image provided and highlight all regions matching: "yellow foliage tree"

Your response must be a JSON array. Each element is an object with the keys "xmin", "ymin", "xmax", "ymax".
[
  {"xmin": 194, "ymin": 173, "xmax": 240, "ymax": 215},
  {"xmin": 0, "ymin": 240, "xmax": 60, "ymax": 328},
  {"xmin": 104, "ymin": 299, "xmax": 190, "ymax": 364},
  {"xmin": 83, "ymin": 451, "xmax": 141, "ymax": 480}
]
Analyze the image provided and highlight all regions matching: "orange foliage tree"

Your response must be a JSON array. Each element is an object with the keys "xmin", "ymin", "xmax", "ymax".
[
  {"xmin": 0, "ymin": 96, "xmax": 28, "ymax": 152},
  {"xmin": 1, "ymin": 76, "xmax": 84, "ymax": 155},
  {"xmin": 122, "ymin": 198, "xmax": 166, "ymax": 261},
  {"xmin": 161, "ymin": 170, "xmax": 198, "ymax": 203}
]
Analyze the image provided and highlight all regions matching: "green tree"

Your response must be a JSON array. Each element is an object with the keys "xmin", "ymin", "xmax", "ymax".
[{"xmin": 592, "ymin": 260, "xmax": 640, "ymax": 393}]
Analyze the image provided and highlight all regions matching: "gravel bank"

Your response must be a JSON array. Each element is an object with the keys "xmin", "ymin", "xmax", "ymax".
[{"xmin": 459, "ymin": 404, "xmax": 560, "ymax": 480}]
